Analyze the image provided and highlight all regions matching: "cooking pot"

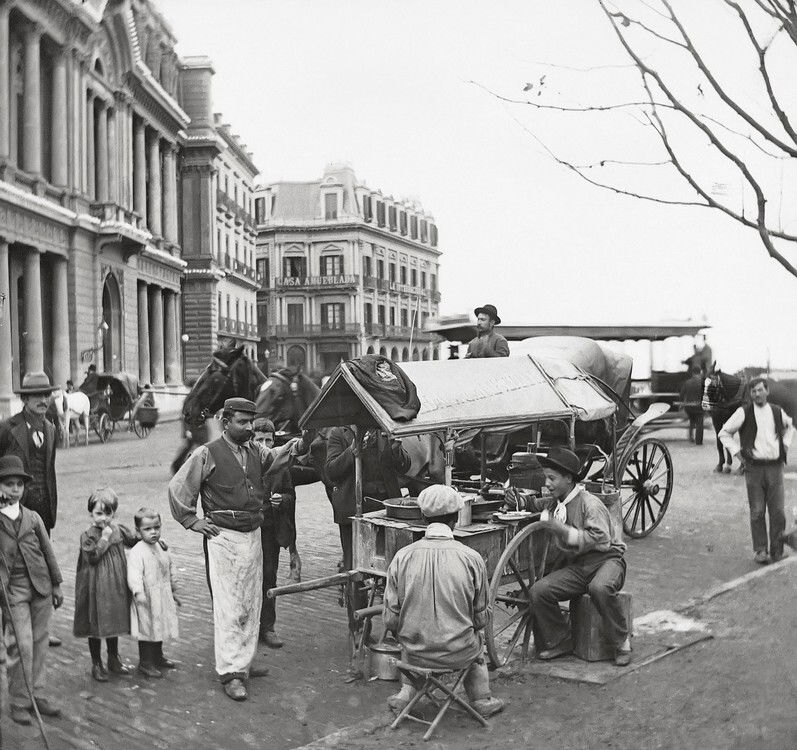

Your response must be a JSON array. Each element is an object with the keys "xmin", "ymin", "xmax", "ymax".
[
  {"xmin": 383, "ymin": 498, "xmax": 424, "ymax": 521},
  {"xmin": 369, "ymin": 640, "xmax": 401, "ymax": 681}
]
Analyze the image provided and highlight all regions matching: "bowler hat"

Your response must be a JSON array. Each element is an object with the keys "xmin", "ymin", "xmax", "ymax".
[
  {"xmin": 223, "ymin": 397, "xmax": 257, "ymax": 414},
  {"xmin": 15, "ymin": 371, "xmax": 55, "ymax": 395},
  {"xmin": 0, "ymin": 455, "xmax": 33, "ymax": 482},
  {"xmin": 538, "ymin": 447, "xmax": 581, "ymax": 479},
  {"xmin": 474, "ymin": 304, "xmax": 501, "ymax": 325}
]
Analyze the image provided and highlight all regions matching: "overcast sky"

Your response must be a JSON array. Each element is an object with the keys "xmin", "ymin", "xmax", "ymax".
[{"xmin": 158, "ymin": 0, "xmax": 797, "ymax": 372}]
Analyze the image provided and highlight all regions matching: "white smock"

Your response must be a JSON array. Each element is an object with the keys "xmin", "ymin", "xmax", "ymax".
[{"xmin": 128, "ymin": 540, "xmax": 180, "ymax": 642}]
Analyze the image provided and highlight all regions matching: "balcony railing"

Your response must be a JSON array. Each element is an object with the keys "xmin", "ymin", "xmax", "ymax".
[
  {"xmin": 216, "ymin": 189, "xmax": 255, "ymax": 228},
  {"xmin": 275, "ymin": 274, "xmax": 360, "ymax": 290},
  {"xmin": 270, "ymin": 323, "xmax": 361, "ymax": 338},
  {"xmin": 364, "ymin": 323, "xmax": 437, "ymax": 341},
  {"xmin": 216, "ymin": 317, "xmax": 258, "ymax": 338}
]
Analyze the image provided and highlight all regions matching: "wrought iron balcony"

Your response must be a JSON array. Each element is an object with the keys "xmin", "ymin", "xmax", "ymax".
[{"xmin": 270, "ymin": 323, "xmax": 361, "ymax": 338}]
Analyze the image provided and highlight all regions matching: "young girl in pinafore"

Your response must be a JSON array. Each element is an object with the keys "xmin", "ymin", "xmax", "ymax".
[{"xmin": 73, "ymin": 487, "xmax": 138, "ymax": 681}]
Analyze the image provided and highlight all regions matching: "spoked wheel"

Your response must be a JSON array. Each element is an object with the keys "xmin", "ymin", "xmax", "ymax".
[
  {"xmin": 96, "ymin": 412, "xmax": 113, "ymax": 443},
  {"xmin": 485, "ymin": 521, "xmax": 550, "ymax": 668},
  {"xmin": 133, "ymin": 421, "xmax": 151, "ymax": 439},
  {"xmin": 618, "ymin": 436, "xmax": 673, "ymax": 538}
]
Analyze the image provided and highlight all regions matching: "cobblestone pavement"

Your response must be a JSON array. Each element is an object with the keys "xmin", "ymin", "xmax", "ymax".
[{"xmin": 2, "ymin": 422, "xmax": 794, "ymax": 748}]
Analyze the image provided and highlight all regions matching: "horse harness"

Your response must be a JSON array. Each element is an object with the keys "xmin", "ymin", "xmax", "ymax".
[{"xmin": 269, "ymin": 370, "xmax": 303, "ymax": 434}]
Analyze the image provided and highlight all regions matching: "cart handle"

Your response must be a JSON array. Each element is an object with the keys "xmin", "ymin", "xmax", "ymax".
[{"xmin": 267, "ymin": 571, "xmax": 358, "ymax": 599}]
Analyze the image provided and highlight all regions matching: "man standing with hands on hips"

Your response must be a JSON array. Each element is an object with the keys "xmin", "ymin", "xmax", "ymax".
[
  {"xmin": 719, "ymin": 377, "xmax": 794, "ymax": 564},
  {"xmin": 169, "ymin": 398, "xmax": 305, "ymax": 701}
]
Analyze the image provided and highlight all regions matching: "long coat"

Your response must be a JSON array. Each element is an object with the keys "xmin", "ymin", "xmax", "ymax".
[
  {"xmin": 325, "ymin": 426, "xmax": 410, "ymax": 525},
  {"xmin": 0, "ymin": 411, "xmax": 58, "ymax": 529}
]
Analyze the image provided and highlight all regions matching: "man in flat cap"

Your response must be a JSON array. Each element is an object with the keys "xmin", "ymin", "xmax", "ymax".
[
  {"xmin": 465, "ymin": 304, "xmax": 509, "ymax": 359},
  {"xmin": 521, "ymin": 447, "xmax": 631, "ymax": 666},
  {"xmin": 169, "ymin": 397, "xmax": 306, "ymax": 701},
  {"xmin": 382, "ymin": 484, "xmax": 505, "ymax": 718}
]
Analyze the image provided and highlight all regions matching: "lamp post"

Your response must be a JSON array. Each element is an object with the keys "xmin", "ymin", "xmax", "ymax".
[{"xmin": 181, "ymin": 333, "xmax": 190, "ymax": 384}]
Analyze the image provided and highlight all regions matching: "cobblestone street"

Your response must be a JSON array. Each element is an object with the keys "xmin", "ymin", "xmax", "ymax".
[{"xmin": 3, "ymin": 420, "xmax": 794, "ymax": 748}]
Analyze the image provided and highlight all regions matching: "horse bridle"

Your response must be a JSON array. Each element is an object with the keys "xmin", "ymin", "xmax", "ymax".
[
  {"xmin": 268, "ymin": 370, "xmax": 304, "ymax": 434},
  {"xmin": 188, "ymin": 357, "xmax": 236, "ymax": 427}
]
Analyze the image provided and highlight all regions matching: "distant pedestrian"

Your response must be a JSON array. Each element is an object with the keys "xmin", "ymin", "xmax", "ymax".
[
  {"xmin": 719, "ymin": 377, "xmax": 795, "ymax": 564},
  {"xmin": 465, "ymin": 304, "xmax": 509, "ymax": 358},
  {"xmin": 680, "ymin": 367, "xmax": 705, "ymax": 445},
  {"xmin": 0, "ymin": 455, "xmax": 64, "ymax": 725},
  {"xmin": 73, "ymin": 488, "xmax": 137, "ymax": 681},
  {"xmin": 128, "ymin": 508, "xmax": 181, "ymax": 678}
]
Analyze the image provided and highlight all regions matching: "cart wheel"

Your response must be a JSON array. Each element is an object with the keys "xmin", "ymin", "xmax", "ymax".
[
  {"xmin": 133, "ymin": 421, "xmax": 151, "ymax": 439},
  {"xmin": 485, "ymin": 521, "xmax": 550, "ymax": 668},
  {"xmin": 96, "ymin": 413, "xmax": 113, "ymax": 443},
  {"xmin": 618, "ymin": 436, "xmax": 673, "ymax": 538}
]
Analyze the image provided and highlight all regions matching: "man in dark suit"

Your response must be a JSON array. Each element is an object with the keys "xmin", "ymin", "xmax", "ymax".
[{"xmin": 0, "ymin": 371, "xmax": 62, "ymax": 647}]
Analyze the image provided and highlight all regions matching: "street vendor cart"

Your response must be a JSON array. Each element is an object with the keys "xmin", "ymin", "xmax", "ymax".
[{"xmin": 268, "ymin": 354, "xmax": 672, "ymax": 670}]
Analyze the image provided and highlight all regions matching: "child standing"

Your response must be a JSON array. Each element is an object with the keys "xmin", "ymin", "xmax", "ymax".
[
  {"xmin": 0, "ymin": 455, "xmax": 64, "ymax": 725},
  {"xmin": 73, "ymin": 487, "xmax": 137, "ymax": 681},
  {"xmin": 128, "ymin": 508, "xmax": 180, "ymax": 678}
]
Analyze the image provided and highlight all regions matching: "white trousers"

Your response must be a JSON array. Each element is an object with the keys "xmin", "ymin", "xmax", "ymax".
[{"xmin": 206, "ymin": 528, "xmax": 263, "ymax": 678}]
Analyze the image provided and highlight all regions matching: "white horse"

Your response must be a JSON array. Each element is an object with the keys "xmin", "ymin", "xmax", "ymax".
[{"xmin": 51, "ymin": 388, "xmax": 90, "ymax": 448}]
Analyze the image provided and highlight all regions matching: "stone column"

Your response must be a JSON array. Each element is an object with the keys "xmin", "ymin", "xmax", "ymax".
[
  {"xmin": 96, "ymin": 102, "xmax": 108, "ymax": 202},
  {"xmin": 133, "ymin": 117, "xmax": 147, "ymax": 223},
  {"xmin": 51, "ymin": 255, "xmax": 70, "ymax": 386},
  {"xmin": 0, "ymin": 239, "xmax": 12, "ymax": 413},
  {"xmin": 86, "ymin": 92, "xmax": 95, "ymax": 198},
  {"xmin": 0, "ymin": 3, "xmax": 10, "ymax": 160},
  {"xmin": 164, "ymin": 290, "xmax": 179, "ymax": 384},
  {"xmin": 149, "ymin": 286, "xmax": 165, "ymax": 384},
  {"xmin": 147, "ymin": 132, "xmax": 162, "ymax": 236},
  {"xmin": 107, "ymin": 106, "xmax": 117, "ymax": 204},
  {"xmin": 22, "ymin": 23, "xmax": 42, "ymax": 175},
  {"xmin": 23, "ymin": 248, "xmax": 44, "ymax": 373},
  {"xmin": 137, "ymin": 282, "xmax": 150, "ymax": 383},
  {"xmin": 51, "ymin": 51, "xmax": 68, "ymax": 186},
  {"xmin": 162, "ymin": 144, "xmax": 177, "ymax": 243}
]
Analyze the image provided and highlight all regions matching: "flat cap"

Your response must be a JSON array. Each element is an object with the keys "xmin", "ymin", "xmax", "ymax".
[
  {"xmin": 224, "ymin": 397, "xmax": 257, "ymax": 414},
  {"xmin": 418, "ymin": 484, "xmax": 464, "ymax": 517}
]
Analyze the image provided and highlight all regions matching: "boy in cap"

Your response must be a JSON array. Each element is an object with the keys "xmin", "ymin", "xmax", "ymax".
[
  {"xmin": 525, "ymin": 447, "xmax": 631, "ymax": 666},
  {"xmin": 169, "ymin": 397, "xmax": 305, "ymax": 701},
  {"xmin": 382, "ymin": 484, "xmax": 504, "ymax": 717}
]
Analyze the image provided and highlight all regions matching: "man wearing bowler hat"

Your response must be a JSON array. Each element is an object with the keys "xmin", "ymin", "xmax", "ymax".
[
  {"xmin": 466, "ymin": 304, "xmax": 509, "ymax": 359},
  {"xmin": 168, "ymin": 397, "xmax": 306, "ymax": 701},
  {"xmin": 523, "ymin": 447, "xmax": 632, "ymax": 666}
]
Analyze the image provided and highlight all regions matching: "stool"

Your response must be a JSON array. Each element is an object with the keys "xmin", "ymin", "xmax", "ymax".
[
  {"xmin": 389, "ymin": 657, "xmax": 489, "ymax": 741},
  {"xmin": 570, "ymin": 592, "xmax": 633, "ymax": 662}
]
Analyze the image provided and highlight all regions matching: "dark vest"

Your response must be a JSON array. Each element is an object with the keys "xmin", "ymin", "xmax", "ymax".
[
  {"xmin": 739, "ymin": 403, "xmax": 787, "ymax": 463},
  {"xmin": 26, "ymin": 428, "xmax": 48, "ymax": 495},
  {"xmin": 201, "ymin": 437, "xmax": 266, "ymax": 531}
]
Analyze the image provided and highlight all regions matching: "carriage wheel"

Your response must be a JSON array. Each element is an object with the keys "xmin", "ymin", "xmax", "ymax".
[
  {"xmin": 133, "ymin": 421, "xmax": 151, "ymax": 439},
  {"xmin": 96, "ymin": 413, "xmax": 113, "ymax": 443},
  {"xmin": 485, "ymin": 521, "xmax": 550, "ymax": 668},
  {"xmin": 618, "ymin": 437, "xmax": 673, "ymax": 538}
]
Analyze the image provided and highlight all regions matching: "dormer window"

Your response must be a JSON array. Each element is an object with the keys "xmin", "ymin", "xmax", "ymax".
[
  {"xmin": 324, "ymin": 193, "xmax": 338, "ymax": 220},
  {"xmin": 376, "ymin": 201, "xmax": 386, "ymax": 228},
  {"xmin": 410, "ymin": 215, "xmax": 418, "ymax": 239},
  {"xmin": 388, "ymin": 206, "xmax": 397, "ymax": 231},
  {"xmin": 363, "ymin": 195, "xmax": 372, "ymax": 221},
  {"xmin": 400, "ymin": 211, "xmax": 407, "ymax": 235}
]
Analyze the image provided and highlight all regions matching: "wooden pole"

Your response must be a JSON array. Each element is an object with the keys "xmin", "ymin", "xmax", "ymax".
[
  {"xmin": 267, "ymin": 571, "xmax": 354, "ymax": 599},
  {"xmin": 354, "ymin": 425, "xmax": 363, "ymax": 517},
  {"xmin": 479, "ymin": 432, "xmax": 487, "ymax": 483}
]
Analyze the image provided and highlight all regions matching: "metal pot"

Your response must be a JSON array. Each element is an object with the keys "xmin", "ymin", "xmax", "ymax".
[{"xmin": 368, "ymin": 641, "xmax": 401, "ymax": 681}]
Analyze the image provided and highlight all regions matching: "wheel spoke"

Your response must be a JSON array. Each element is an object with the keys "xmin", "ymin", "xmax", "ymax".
[
  {"xmin": 505, "ymin": 615, "xmax": 528, "ymax": 658},
  {"xmin": 644, "ymin": 444, "xmax": 659, "ymax": 475},
  {"xmin": 492, "ymin": 607, "xmax": 526, "ymax": 638},
  {"xmin": 507, "ymin": 558, "xmax": 530, "ymax": 599},
  {"xmin": 646, "ymin": 451, "xmax": 665, "ymax": 480},
  {"xmin": 645, "ymin": 495, "xmax": 658, "ymax": 523},
  {"xmin": 495, "ymin": 594, "xmax": 528, "ymax": 606}
]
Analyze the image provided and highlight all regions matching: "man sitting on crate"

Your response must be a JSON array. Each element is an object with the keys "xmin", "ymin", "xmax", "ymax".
[
  {"xmin": 524, "ymin": 447, "xmax": 632, "ymax": 666},
  {"xmin": 382, "ymin": 484, "xmax": 505, "ymax": 718}
]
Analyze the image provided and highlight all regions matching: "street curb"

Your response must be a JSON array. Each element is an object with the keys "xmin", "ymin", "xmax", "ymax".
[
  {"xmin": 292, "ymin": 711, "xmax": 394, "ymax": 749},
  {"xmin": 293, "ymin": 556, "xmax": 797, "ymax": 749},
  {"xmin": 676, "ymin": 554, "xmax": 796, "ymax": 613}
]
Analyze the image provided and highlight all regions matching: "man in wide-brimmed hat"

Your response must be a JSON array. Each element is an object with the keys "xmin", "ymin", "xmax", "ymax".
[
  {"xmin": 519, "ymin": 447, "xmax": 632, "ymax": 666},
  {"xmin": 465, "ymin": 304, "xmax": 509, "ymax": 359},
  {"xmin": 0, "ymin": 372, "xmax": 59, "ymax": 535}
]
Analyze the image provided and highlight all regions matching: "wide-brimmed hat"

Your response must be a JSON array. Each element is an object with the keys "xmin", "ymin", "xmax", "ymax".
[
  {"xmin": 538, "ymin": 447, "xmax": 581, "ymax": 479},
  {"xmin": 474, "ymin": 304, "xmax": 501, "ymax": 325},
  {"xmin": 15, "ymin": 371, "xmax": 55, "ymax": 395},
  {"xmin": 0, "ymin": 455, "xmax": 33, "ymax": 482}
]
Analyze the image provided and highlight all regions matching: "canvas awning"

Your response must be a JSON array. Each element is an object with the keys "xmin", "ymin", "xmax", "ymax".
[{"xmin": 300, "ymin": 355, "xmax": 616, "ymax": 437}]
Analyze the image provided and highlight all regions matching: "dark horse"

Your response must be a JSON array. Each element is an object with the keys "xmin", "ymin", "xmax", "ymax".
[
  {"xmin": 171, "ymin": 345, "xmax": 267, "ymax": 475},
  {"xmin": 703, "ymin": 368, "xmax": 797, "ymax": 472}
]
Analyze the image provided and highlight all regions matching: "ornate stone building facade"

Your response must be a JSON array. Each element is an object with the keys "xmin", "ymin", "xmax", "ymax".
[
  {"xmin": 178, "ymin": 57, "xmax": 259, "ymax": 382},
  {"xmin": 255, "ymin": 163, "xmax": 442, "ymax": 375},
  {"xmin": 0, "ymin": 0, "xmax": 187, "ymax": 416}
]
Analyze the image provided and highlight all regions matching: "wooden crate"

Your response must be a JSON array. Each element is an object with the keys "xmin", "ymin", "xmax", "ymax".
[{"xmin": 570, "ymin": 592, "xmax": 633, "ymax": 662}]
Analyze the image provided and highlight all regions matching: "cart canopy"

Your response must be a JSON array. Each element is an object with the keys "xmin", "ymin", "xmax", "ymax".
[
  {"xmin": 95, "ymin": 372, "xmax": 139, "ymax": 420},
  {"xmin": 300, "ymin": 355, "xmax": 616, "ymax": 437}
]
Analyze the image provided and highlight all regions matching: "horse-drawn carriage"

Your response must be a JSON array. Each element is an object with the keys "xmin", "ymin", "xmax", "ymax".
[
  {"xmin": 88, "ymin": 372, "xmax": 158, "ymax": 442},
  {"xmin": 267, "ymin": 352, "xmax": 672, "ymax": 670}
]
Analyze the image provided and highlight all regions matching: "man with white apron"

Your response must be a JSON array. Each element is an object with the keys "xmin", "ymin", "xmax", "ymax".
[{"xmin": 169, "ymin": 397, "xmax": 302, "ymax": 701}]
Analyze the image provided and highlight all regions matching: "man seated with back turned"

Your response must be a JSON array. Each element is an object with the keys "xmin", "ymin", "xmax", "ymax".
[
  {"xmin": 520, "ymin": 447, "xmax": 632, "ymax": 666},
  {"xmin": 382, "ymin": 484, "xmax": 505, "ymax": 718}
]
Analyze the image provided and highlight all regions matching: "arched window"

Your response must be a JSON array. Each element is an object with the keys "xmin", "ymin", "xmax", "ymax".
[{"xmin": 390, "ymin": 347, "xmax": 399, "ymax": 361}]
